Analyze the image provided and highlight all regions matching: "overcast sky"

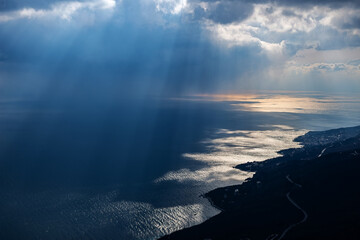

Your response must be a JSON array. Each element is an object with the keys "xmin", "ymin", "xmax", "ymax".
[{"xmin": 0, "ymin": 0, "xmax": 360, "ymax": 99}]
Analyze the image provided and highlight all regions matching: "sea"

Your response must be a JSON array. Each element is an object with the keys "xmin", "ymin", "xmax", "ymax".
[{"xmin": 0, "ymin": 92, "xmax": 360, "ymax": 239}]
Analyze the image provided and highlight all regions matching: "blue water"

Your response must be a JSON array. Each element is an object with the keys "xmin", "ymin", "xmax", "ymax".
[{"xmin": 0, "ymin": 93, "xmax": 360, "ymax": 239}]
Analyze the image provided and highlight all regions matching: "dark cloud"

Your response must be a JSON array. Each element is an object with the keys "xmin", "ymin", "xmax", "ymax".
[
  {"xmin": 276, "ymin": 0, "xmax": 360, "ymax": 8},
  {"xmin": 190, "ymin": 1, "xmax": 254, "ymax": 24},
  {"xmin": 2, "ymin": 0, "xmax": 360, "ymax": 14},
  {"xmin": 281, "ymin": 9, "xmax": 300, "ymax": 18},
  {"xmin": 207, "ymin": 1, "xmax": 254, "ymax": 24},
  {"xmin": 191, "ymin": 0, "xmax": 360, "ymax": 8},
  {"xmin": 188, "ymin": 0, "xmax": 360, "ymax": 25}
]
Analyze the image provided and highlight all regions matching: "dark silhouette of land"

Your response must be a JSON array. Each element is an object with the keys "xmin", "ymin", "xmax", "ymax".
[{"xmin": 160, "ymin": 126, "xmax": 360, "ymax": 240}]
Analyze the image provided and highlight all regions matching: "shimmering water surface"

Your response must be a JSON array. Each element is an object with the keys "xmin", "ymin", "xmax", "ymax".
[{"xmin": 1, "ymin": 92, "xmax": 360, "ymax": 239}]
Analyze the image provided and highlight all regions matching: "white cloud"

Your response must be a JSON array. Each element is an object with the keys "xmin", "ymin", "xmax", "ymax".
[
  {"xmin": 154, "ymin": 0, "xmax": 188, "ymax": 14},
  {"xmin": 206, "ymin": 23, "xmax": 259, "ymax": 46},
  {"xmin": 285, "ymin": 47, "xmax": 360, "ymax": 75},
  {"xmin": 249, "ymin": 4, "xmax": 319, "ymax": 33},
  {"xmin": 0, "ymin": 0, "xmax": 117, "ymax": 23},
  {"xmin": 286, "ymin": 62, "xmax": 360, "ymax": 75},
  {"xmin": 196, "ymin": 2, "xmax": 360, "ymax": 85},
  {"xmin": 203, "ymin": 3, "xmax": 360, "ymax": 54}
]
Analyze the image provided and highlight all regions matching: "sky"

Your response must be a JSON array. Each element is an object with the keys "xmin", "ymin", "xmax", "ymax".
[{"xmin": 0, "ymin": 0, "xmax": 360, "ymax": 100}]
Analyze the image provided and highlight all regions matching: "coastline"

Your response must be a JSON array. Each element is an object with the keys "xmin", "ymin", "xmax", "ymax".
[
  {"xmin": 159, "ymin": 125, "xmax": 360, "ymax": 240},
  {"xmin": 200, "ymin": 194, "xmax": 224, "ymax": 212}
]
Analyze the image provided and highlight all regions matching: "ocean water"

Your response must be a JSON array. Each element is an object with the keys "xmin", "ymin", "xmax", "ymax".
[{"xmin": 1, "ymin": 92, "xmax": 360, "ymax": 239}]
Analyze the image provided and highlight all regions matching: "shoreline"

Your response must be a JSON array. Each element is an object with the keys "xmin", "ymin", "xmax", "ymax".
[
  {"xmin": 200, "ymin": 193, "xmax": 224, "ymax": 212},
  {"xmin": 159, "ymin": 125, "xmax": 360, "ymax": 240}
]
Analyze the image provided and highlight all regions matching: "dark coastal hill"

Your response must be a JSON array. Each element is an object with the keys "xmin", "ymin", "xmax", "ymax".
[{"xmin": 160, "ymin": 126, "xmax": 360, "ymax": 240}]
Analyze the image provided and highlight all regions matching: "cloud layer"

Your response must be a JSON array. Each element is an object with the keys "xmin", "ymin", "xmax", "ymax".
[
  {"xmin": 0, "ymin": 0, "xmax": 116, "ymax": 22},
  {"xmin": 0, "ymin": 0, "xmax": 359, "ymax": 97}
]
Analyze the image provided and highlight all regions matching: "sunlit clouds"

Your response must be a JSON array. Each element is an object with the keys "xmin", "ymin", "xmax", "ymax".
[
  {"xmin": 155, "ymin": 0, "xmax": 188, "ymax": 14},
  {"xmin": 0, "ymin": 0, "xmax": 117, "ymax": 22},
  {"xmin": 0, "ymin": 0, "xmax": 359, "ymax": 94},
  {"xmin": 190, "ymin": 2, "xmax": 360, "ymax": 48},
  {"xmin": 197, "ymin": 2, "xmax": 360, "ymax": 86}
]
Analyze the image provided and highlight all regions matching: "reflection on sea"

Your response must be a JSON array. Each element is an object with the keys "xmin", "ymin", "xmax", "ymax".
[
  {"xmin": 187, "ymin": 92, "xmax": 360, "ymax": 114},
  {"xmin": 1, "ymin": 125, "xmax": 306, "ymax": 240},
  {"xmin": 155, "ymin": 126, "xmax": 305, "ymax": 184}
]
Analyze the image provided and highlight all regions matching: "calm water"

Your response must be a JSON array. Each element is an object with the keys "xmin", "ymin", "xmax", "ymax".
[{"xmin": 0, "ymin": 92, "xmax": 360, "ymax": 239}]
